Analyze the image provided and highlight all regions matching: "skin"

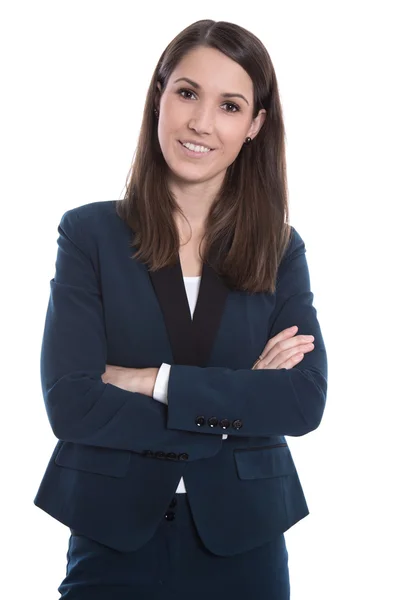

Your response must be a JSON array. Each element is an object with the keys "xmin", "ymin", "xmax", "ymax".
[
  {"xmin": 102, "ymin": 46, "xmax": 313, "ymax": 396},
  {"xmin": 252, "ymin": 326, "xmax": 314, "ymax": 370}
]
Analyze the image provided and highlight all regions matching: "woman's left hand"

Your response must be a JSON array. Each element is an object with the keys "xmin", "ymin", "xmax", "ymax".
[{"xmin": 101, "ymin": 365, "xmax": 159, "ymax": 396}]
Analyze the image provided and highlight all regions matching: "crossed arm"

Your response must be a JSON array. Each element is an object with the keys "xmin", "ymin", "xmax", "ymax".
[{"xmin": 40, "ymin": 208, "xmax": 327, "ymax": 454}]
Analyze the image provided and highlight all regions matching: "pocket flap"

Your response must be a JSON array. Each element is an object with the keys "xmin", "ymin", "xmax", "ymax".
[
  {"xmin": 55, "ymin": 442, "xmax": 131, "ymax": 478},
  {"xmin": 234, "ymin": 445, "xmax": 296, "ymax": 480}
]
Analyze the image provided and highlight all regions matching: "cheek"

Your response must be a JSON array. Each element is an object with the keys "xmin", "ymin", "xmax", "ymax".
[
  {"xmin": 218, "ymin": 127, "xmax": 247, "ymax": 158},
  {"xmin": 159, "ymin": 97, "xmax": 187, "ymax": 129},
  {"xmin": 217, "ymin": 116, "xmax": 248, "ymax": 145},
  {"xmin": 157, "ymin": 125, "xmax": 176, "ymax": 161}
]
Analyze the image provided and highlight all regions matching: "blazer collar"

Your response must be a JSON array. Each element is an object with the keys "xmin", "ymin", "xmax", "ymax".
[{"xmin": 148, "ymin": 255, "xmax": 229, "ymax": 367}]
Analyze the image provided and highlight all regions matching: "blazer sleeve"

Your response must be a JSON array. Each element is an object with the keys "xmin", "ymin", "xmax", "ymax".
[
  {"xmin": 39, "ymin": 208, "xmax": 221, "ymax": 460},
  {"xmin": 166, "ymin": 229, "xmax": 328, "ymax": 438},
  {"xmin": 154, "ymin": 363, "xmax": 229, "ymax": 441}
]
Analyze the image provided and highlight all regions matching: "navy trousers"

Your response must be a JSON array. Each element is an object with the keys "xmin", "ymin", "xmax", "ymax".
[{"xmin": 58, "ymin": 492, "xmax": 290, "ymax": 599}]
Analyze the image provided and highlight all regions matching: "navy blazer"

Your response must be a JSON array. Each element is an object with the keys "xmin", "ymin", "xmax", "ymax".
[{"xmin": 34, "ymin": 200, "xmax": 328, "ymax": 556}]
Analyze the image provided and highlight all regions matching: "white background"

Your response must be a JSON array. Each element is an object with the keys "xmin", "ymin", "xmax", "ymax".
[{"xmin": 1, "ymin": 1, "xmax": 399, "ymax": 598}]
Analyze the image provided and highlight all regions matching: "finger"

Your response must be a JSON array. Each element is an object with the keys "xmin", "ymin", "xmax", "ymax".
[
  {"xmin": 257, "ymin": 343, "xmax": 313, "ymax": 370},
  {"xmin": 262, "ymin": 341, "xmax": 314, "ymax": 368},
  {"xmin": 273, "ymin": 334, "xmax": 314, "ymax": 354},
  {"xmin": 259, "ymin": 326, "xmax": 299, "ymax": 360},
  {"xmin": 276, "ymin": 352, "xmax": 304, "ymax": 369}
]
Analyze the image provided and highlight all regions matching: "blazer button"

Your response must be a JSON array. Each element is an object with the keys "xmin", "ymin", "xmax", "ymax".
[
  {"xmin": 165, "ymin": 511, "xmax": 175, "ymax": 521},
  {"xmin": 178, "ymin": 453, "xmax": 189, "ymax": 460},
  {"xmin": 166, "ymin": 452, "xmax": 177, "ymax": 460},
  {"xmin": 232, "ymin": 419, "xmax": 243, "ymax": 430},
  {"xmin": 220, "ymin": 419, "xmax": 231, "ymax": 430},
  {"xmin": 155, "ymin": 451, "xmax": 166, "ymax": 459},
  {"xmin": 195, "ymin": 416, "xmax": 206, "ymax": 427},
  {"xmin": 208, "ymin": 416, "xmax": 219, "ymax": 428}
]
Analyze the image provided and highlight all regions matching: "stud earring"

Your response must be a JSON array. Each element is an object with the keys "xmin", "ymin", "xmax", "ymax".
[
  {"xmin": 244, "ymin": 137, "xmax": 252, "ymax": 144},
  {"xmin": 154, "ymin": 108, "xmax": 159, "ymax": 117}
]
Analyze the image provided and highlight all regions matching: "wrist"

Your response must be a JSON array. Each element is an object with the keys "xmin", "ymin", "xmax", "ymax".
[{"xmin": 135, "ymin": 367, "xmax": 159, "ymax": 396}]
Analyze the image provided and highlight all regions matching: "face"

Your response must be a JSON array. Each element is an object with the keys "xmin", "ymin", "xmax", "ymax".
[{"xmin": 155, "ymin": 46, "xmax": 266, "ymax": 189}]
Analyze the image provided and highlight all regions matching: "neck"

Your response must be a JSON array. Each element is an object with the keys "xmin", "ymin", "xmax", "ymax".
[{"xmin": 168, "ymin": 171, "xmax": 225, "ymax": 231}]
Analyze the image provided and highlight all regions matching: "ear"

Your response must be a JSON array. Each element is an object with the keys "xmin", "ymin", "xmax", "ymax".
[
  {"xmin": 246, "ymin": 109, "xmax": 267, "ymax": 140},
  {"xmin": 155, "ymin": 81, "xmax": 163, "ymax": 110}
]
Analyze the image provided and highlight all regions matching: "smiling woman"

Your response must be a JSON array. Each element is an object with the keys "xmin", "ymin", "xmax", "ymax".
[
  {"xmin": 35, "ymin": 17, "xmax": 327, "ymax": 600},
  {"xmin": 117, "ymin": 19, "xmax": 292, "ymax": 295}
]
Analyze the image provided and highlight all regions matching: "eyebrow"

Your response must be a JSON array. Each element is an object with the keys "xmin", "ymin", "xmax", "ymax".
[{"xmin": 173, "ymin": 77, "xmax": 249, "ymax": 105}]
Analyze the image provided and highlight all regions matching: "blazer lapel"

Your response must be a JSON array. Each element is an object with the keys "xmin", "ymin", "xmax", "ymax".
[{"xmin": 148, "ymin": 256, "xmax": 229, "ymax": 367}]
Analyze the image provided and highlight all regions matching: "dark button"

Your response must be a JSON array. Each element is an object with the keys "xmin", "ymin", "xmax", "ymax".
[
  {"xmin": 169, "ymin": 497, "xmax": 177, "ymax": 508},
  {"xmin": 178, "ymin": 453, "xmax": 189, "ymax": 460},
  {"xmin": 164, "ymin": 511, "xmax": 175, "ymax": 521},
  {"xmin": 166, "ymin": 452, "xmax": 177, "ymax": 460},
  {"xmin": 232, "ymin": 419, "xmax": 243, "ymax": 430},
  {"xmin": 142, "ymin": 450, "xmax": 154, "ymax": 457},
  {"xmin": 220, "ymin": 418, "xmax": 231, "ymax": 430},
  {"xmin": 155, "ymin": 451, "xmax": 166, "ymax": 459},
  {"xmin": 208, "ymin": 416, "xmax": 219, "ymax": 428},
  {"xmin": 195, "ymin": 416, "xmax": 205, "ymax": 427}
]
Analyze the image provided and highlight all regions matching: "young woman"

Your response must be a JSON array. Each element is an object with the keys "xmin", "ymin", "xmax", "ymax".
[{"xmin": 34, "ymin": 18, "xmax": 328, "ymax": 599}]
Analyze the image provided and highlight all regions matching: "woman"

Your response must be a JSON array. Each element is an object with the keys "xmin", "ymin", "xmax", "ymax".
[{"xmin": 34, "ymin": 18, "xmax": 328, "ymax": 599}]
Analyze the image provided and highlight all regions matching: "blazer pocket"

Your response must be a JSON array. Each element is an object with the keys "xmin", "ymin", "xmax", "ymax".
[
  {"xmin": 55, "ymin": 442, "xmax": 131, "ymax": 478},
  {"xmin": 234, "ymin": 444, "xmax": 296, "ymax": 480}
]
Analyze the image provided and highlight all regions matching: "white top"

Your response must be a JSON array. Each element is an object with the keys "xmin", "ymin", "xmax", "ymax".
[{"xmin": 153, "ymin": 275, "xmax": 227, "ymax": 493}]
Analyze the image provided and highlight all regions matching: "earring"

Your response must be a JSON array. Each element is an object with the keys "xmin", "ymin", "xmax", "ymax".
[
  {"xmin": 244, "ymin": 137, "xmax": 252, "ymax": 144},
  {"xmin": 154, "ymin": 108, "xmax": 159, "ymax": 117}
]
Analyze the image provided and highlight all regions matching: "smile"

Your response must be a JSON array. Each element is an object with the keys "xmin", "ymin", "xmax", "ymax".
[{"xmin": 178, "ymin": 141, "xmax": 214, "ymax": 158}]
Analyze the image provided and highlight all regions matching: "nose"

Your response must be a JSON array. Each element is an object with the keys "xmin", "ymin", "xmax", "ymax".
[{"xmin": 188, "ymin": 103, "xmax": 214, "ymax": 136}]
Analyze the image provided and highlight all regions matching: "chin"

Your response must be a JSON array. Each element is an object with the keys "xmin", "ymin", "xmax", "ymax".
[
  {"xmin": 173, "ymin": 172, "xmax": 210, "ymax": 185},
  {"xmin": 168, "ymin": 163, "xmax": 210, "ymax": 183}
]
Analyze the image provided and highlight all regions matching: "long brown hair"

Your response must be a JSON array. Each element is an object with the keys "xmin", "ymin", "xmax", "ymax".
[{"xmin": 116, "ymin": 19, "xmax": 292, "ymax": 294}]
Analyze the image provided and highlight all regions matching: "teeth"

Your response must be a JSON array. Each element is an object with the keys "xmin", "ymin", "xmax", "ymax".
[{"xmin": 182, "ymin": 142, "xmax": 211, "ymax": 153}]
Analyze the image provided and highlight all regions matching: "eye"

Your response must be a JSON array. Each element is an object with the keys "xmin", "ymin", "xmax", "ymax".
[
  {"xmin": 177, "ymin": 88, "xmax": 196, "ymax": 100},
  {"xmin": 222, "ymin": 102, "xmax": 240, "ymax": 113}
]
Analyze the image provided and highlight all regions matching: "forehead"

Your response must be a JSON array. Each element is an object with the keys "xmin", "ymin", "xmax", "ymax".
[{"xmin": 169, "ymin": 46, "xmax": 253, "ymax": 97}]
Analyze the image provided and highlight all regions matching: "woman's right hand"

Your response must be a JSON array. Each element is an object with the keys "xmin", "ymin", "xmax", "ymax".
[{"xmin": 252, "ymin": 325, "xmax": 314, "ymax": 370}]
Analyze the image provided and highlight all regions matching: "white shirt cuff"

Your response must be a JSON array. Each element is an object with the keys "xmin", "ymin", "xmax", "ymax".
[{"xmin": 153, "ymin": 363, "xmax": 171, "ymax": 404}]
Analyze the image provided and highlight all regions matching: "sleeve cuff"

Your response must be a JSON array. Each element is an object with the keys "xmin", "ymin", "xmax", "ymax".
[{"xmin": 153, "ymin": 363, "xmax": 171, "ymax": 405}]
